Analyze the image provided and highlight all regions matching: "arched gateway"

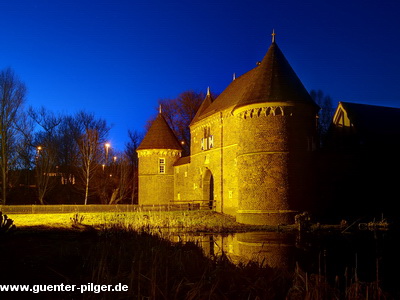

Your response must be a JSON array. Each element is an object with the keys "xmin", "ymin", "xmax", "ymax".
[{"xmin": 203, "ymin": 169, "xmax": 214, "ymax": 210}]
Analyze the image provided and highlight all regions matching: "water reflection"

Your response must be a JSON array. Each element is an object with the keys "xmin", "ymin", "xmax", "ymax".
[
  {"xmin": 167, "ymin": 231, "xmax": 297, "ymax": 269},
  {"xmin": 164, "ymin": 229, "xmax": 400, "ymax": 297}
]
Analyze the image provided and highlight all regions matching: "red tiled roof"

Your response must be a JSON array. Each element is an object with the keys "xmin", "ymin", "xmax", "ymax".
[{"xmin": 137, "ymin": 113, "xmax": 183, "ymax": 150}]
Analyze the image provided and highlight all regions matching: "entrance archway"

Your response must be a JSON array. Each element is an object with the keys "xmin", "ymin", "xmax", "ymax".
[{"xmin": 203, "ymin": 169, "xmax": 214, "ymax": 210}]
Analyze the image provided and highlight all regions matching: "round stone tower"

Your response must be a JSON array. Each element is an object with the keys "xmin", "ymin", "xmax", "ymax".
[
  {"xmin": 137, "ymin": 111, "xmax": 182, "ymax": 205},
  {"xmin": 235, "ymin": 40, "xmax": 319, "ymax": 225}
]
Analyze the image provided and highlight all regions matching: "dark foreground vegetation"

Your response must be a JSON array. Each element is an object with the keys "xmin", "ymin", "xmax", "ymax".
[
  {"xmin": 0, "ymin": 216, "xmax": 397, "ymax": 300},
  {"xmin": 1, "ymin": 227, "xmax": 292, "ymax": 300}
]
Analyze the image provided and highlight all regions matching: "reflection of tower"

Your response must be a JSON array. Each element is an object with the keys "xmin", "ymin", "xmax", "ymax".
[
  {"xmin": 208, "ymin": 174, "xmax": 214, "ymax": 209},
  {"xmin": 231, "ymin": 232, "xmax": 295, "ymax": 269},
  {"xmin": 137, "ymin": 111, "xmax": 182, "ymax": 205},
  {"xmin": 209, "ymin": 235, "xmax": 215, "ymax": 257},
  {"xmin": 235, "ymin": 39, "xmax": 319, "ymax": 225}
]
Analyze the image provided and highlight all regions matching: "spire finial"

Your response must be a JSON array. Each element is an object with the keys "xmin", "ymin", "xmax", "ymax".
[
  {"xmin": 207, "ymin": 86, "xmax": 210, "ymax": 96},
  {"xmin": 271, "ymin": 29, "xmax": 276, "ymax": 43},
  {"xmin": 159, "ymin": 104, "xmax": 162, "ymax": 114}
]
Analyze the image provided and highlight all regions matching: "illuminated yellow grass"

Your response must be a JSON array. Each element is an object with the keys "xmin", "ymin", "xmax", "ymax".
[{"xmin": 7, "ymin": 211, "xmax": 250, "ymax": 232}]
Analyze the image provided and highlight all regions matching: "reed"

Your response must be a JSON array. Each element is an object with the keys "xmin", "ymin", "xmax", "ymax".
[
  {"xmin": 83, "ymin": 226, "xmax": 292, "ymax": 300},
  {"xmin": 286, "ymin": 257, "xmax": 390, "ymax": 300},
  {"xmin": 3, "ymin": 212, "xmax": 395, "ymax": 299},
  {"xmin": 0, "ymin": 217, "xmax": 394, "ymax": 299}
]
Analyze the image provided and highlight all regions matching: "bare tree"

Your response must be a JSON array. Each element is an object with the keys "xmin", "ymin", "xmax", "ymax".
[
  {"xmin": 147, "ymin": 90, "xmax": 207, "ymax": 155},
  {"xmin": 0, "ymin": 68, "xmax": 26, "ymax": 204},
  {"xmin": 310, "ymin": 89, "xmax": 334, "ymax": 144},
  {"xmin": 78, "ymin": 129, "xmax": 101, "ymax": 205},
  {"xmin": 11, "ymin": 111, "xmax": 35, "ymax": 189},
  {"xmin": 108, "ymin": 153, "xmax": 131, "ymax": 204},
  {"xmin": 124, "ymin": 129, "xmax": 143, "ymax": 204},
  {"xmin": 29, "ymin": 107, "xmax": 61, "ymax": 204},
  {"xmin": 74, "ymin": 111, "xmax": 109, "ymax": 205}
]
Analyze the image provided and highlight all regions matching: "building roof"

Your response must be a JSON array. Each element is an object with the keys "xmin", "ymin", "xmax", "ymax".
[
  {"xmin": 137, "ymin": 112, "xmax": 183, "ymax": 150},
  {"xmin": 191, "ymin": 87, "xmax": 214, "ymax": 125},
  {"xmin": 335, "ymin": 102, "xmax": 400, "ymax": 136},
  {"xmin": 174, "ymin": 156, "xmax": 191, "ymax": 166},
  {"xmin": 192, "ymin": 41, "xmax": 317, "ymax": 124}
]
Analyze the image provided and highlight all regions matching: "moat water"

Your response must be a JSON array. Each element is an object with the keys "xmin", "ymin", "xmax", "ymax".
[{"xmin": 166, "ymin": 229, "xmax": 400, "ymax": 297}]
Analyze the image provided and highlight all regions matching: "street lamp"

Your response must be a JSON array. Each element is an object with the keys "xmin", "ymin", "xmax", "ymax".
[
  {"xmin": 36, "ymin": 146, "xmax": 42, "ymax": 160},
  {"xmin": 105, "ymin": 143, "xmax": 110, "ymax": 164}
]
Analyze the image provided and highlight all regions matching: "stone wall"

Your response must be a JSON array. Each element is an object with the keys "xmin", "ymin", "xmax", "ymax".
[
  {"xmin": 235, "ymin": 105, "xmax": 293, "ymax": 225},
  {"xmin": 138, "ymin": 103, "xmax": 317, "ymax": 225},
  {"xmin": 138, "ymin": 149, "xmax": 180, "ymax": 205},
  {"xmin": 186, "ymin": 110, "xmax": 239, "ymax": 214}
]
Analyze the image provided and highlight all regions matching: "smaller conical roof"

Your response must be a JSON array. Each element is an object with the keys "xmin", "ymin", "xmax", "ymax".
[
  {"xmin": 190, "ymin": 87, "xmax": 214, "ymax": 125},
  {"xmin": 137, "ymin": 113, "xmax": 182, "ymax": 150}
]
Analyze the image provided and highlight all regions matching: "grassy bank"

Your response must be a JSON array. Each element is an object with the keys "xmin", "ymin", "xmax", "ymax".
[{"xmin": 8, "ymin": 210, "xmax": 299, "ymax": 233}]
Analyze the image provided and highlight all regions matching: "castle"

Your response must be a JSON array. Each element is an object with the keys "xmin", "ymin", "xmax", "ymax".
[{"xmin": 137, "ymin": 36, "xmax": 320, "ymax": 225}]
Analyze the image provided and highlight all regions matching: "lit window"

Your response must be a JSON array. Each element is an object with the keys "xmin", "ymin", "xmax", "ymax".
[
  {"xmin": 208, "ymin": 135, "xmax": 214, "ymax": 148},
  {"xmin": 159, "ymin": 158, "xmax": 166, "ymax": 174},
  {"xmin": 201, "ymin": 127, "xmax": 214, "ymax": 150}
]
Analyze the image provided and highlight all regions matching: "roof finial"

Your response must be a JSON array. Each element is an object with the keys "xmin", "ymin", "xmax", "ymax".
[
  {"xmin": 233, "ymin": 73, "xmax": 236, "ymax": 81},
  {"xmin": 207, "ymin": 86, "xmax": 210, "ymax": 96},
  {"xmin": 159, "ymin": 104, "xmax": 162, "ymax": 114},
  {"xmin": 271, "ymin": 29, "xmax": 276, "ymax": 43}
]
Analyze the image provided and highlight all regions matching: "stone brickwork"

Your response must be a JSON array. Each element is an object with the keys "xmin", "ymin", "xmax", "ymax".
[
  {"xmin": 235, "ymin": 105, "xmax": 292, "ymax": 225},
  {"xmin": 137, "ymin": 40, "xmax": 319, "ymax": 225},
  {"xmin": 137, "ymin": 149, "xmax": 181, "ymax": 205}
]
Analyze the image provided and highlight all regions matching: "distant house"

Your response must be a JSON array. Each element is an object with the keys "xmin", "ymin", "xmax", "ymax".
[
  {"xmin": 317, "ymin": 102, "xmax": 400, "ymax": 221},
  {"xmin": 331, "ymin": 102, "xmax": 400, "ymax": 151}
]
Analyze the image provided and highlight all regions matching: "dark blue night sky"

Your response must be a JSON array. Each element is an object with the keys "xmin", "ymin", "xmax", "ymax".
[{"xmin": 1, "ymin": 0, "xmax": 399, "ymax": 150}]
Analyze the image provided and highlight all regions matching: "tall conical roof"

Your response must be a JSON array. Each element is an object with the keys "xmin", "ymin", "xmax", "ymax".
[
  {"xmin": 137, "ymin": 112, "xmax": 182, "ymax": 150},
  {"xmin": 192, "ymin": 39, "xmax": 317, "ymax": 124},
  {"xmin": 235, "ymin": 41, "xmax": 315, "ymax": 109}
]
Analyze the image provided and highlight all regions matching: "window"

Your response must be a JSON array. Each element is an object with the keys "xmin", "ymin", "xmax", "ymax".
[
  {"xmin": 275, "ymin": 106, "xmax": 283, "ymax": 116},
  {"xmin": 159, "ymin": 158, "xmax": 166, "ymax": 174},
  {"xmin": 201, "ymin": 127, "xmax": 214, "ymax": 150},
  {"xmin": 208, "ymin": 135, "xmax": 214, "ymax": 149}
]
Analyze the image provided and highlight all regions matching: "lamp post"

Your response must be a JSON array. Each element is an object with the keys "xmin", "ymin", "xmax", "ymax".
[
  {"xmin": 36, "ymin": 146, "xmax": 42, "ymax": 161},
  {"xmin": 105, "ymin": 143, "xmax": 110, "ymax": 164}
]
